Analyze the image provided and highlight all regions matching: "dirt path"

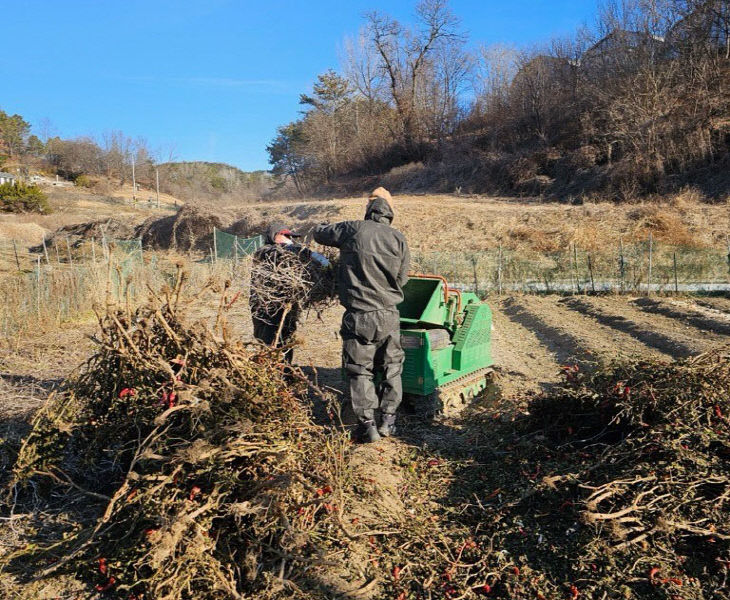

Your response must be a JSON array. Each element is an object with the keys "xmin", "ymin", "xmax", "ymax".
[
  {"xmin": 499, "ymin": 295, "xmax": 671, "ymax": 368},
  {"xmin": 489, "ymin": 301, "xmax": 564, "ymax": 395}
]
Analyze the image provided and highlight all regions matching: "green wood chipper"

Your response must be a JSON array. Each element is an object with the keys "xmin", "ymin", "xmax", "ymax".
[{"xmin": 398, "ymin": 275, "xmax": 494, "ymax": 416}]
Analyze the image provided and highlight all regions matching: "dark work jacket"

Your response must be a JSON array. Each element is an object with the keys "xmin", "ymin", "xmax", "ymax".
[{"xmin": 313, "ymin": 197, "xmax": 410, "ymax": 313}]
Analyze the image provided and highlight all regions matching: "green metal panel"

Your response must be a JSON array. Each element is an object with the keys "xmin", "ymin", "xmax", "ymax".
[
  {"xmin": 401, "ymin": 329, "xmax": 437, "ymax": 395},
  {"xmin": 398, "ymin": 276, "xmax": 494, "ymax": 398},
  {"xmin": 453, "ymin": 302, "xmax": 493, "ymax": 372},
  {"xmin": 398, "ymin": 278, "xmax": 450, "ymax": 327}
]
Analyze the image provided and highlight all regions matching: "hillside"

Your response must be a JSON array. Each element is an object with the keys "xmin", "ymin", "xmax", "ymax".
[
  {"xmin": 269, "ymin": 1, "xmax": 730, "ymax": 202},
  {"xmin": 155, "ymin": 161, "xmax": 275, "ymax": 202}
]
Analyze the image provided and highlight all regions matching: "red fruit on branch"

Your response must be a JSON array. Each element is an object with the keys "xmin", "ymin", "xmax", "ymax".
[
  {"xmin": 98, "ymin": 557, "xmax": 107, "ymax": 575},
  {"xmin": 95, "ymin": 576, "xmax": 116, "ymax": 592},
  {"xmin": 189, "ymin": 485, "xmax": 202, "ymax": 501},
  {"xmin": 118, "ymin": 388, "xmax": 136, "ymax": 398}
]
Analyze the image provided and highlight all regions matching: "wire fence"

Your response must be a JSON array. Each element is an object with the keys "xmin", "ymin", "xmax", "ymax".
[
  {"xmin": 413, "ymin": 238, "xmax": 730, "ymax": 294},
  {"xmin": 3, "ymin": 229, "xmax": 729, "ymax": 337},
  {"xmin": 0, "ymin": 239, "xmax": 148, "ymax": 337}
]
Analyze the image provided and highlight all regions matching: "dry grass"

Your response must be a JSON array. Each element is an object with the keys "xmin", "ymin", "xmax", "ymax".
[
  {"xmin": 0, "ymin": 249, "xmax": 247, "ymax": 339},
  {"xmin": 230, "ymin": 194, "xmax": 728, "ymax": 256}
]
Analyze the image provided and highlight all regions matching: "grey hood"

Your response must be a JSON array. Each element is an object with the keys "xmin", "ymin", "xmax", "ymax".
[
  {"xmin": 265, "ymin": 222, "xmax": 286, "ymax": 244},
  {"xmin": 264, "ymin": 222, "xmax": 301, "ymax": 244},
  {"xmin": 365, "ymin": 197, "xmax": 394, "ymax": 225}
]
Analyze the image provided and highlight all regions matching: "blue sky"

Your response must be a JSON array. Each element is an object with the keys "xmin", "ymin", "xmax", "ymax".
[{"xmin": 3, "ymin": 1, "xmax": 599, "ymax": 171}]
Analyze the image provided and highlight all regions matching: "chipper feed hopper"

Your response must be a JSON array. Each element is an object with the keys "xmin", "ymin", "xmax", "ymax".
[{"xmin": 398, "ymin": 275, "xmax": 494, "ymax": 415}]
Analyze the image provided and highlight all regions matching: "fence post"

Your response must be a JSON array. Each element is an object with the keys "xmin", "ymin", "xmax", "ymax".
[
  {"xmin": 36, "ymin": 255, "xmax": 42, "ymax": 319},
  {"xmin": 12, "ymin": 239, "xmax": 21, "ymax": 272},
  {"xmin": 619, "ymin": 238, "xmax": 625, "ymax": 293},
  {"xmin": 673, "ymin": 251, "xmax": 679, "ymax": 294},
  {"xmin": 588, "ymin": 254, "xmax": 596, "ymax": 293},
  {"xmin": 213, "ymin": 227, "xmax": 218, "ymax": 263},
  {"xmin": 42, "ymin": 236, "xmax": 50, "ymax": 264},
  {"xmin": 573, "ymin": 243, "xmax": 581, "ymax": 294},
  {"xmin": 91, "ymin": 238, "xmax": 97, "ymax": 265},
  {"xmin": 497, "ymin": 245, "xmax": 503, "ymax": 295},
  {"xmin": 471, "ymin": 255, "xmax": 479, "ymax": 296},
  {"xmin": 726, "ymin": 234, "xmax": 730, "ymax": 278},
  {"xmin": 647, "ymin": 233, "xmax": 653, "ymax": 296},
  {"xmin": 65, "ymin": 236, "xmax": 74, "ymax": 266},
  {"xmin": 101, "ymin": 233, "xmax": 109, "ymax": 263}
]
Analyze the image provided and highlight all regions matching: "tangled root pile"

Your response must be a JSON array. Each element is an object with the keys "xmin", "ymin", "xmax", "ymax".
[
  {"xmin": 3, "ymin": 271, "xmax": 349, "ymax": 599},
  {"xmin": 418, "ymin": 348, "xmax": 730, "ymax": 599},
  {"xmin": 249, "ymin": 246, "xmax": 338, "ymax": 317}
]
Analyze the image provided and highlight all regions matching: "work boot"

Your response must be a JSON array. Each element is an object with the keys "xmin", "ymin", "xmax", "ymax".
[
  {"xmin": 378, "ymin": 413, "xmax": 397, "ymax": 437},
  {"xmin": 358, "ymin": 420, "xmax": 381, "ymax": 443}
]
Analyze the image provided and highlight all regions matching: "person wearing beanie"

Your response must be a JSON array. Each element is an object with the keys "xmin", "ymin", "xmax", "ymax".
[{"xmin": 314, "ymin": 188, "xmax": 410, "ymax": 443}]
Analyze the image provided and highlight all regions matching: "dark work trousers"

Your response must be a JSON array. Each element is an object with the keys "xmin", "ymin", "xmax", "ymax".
[
  {"xmin": 252, "ymin": 309, "xmax": 298, "ymax": 363},
  {"xmin": 341, "ymin": 308, "xmax": 404, "ymax": 422}
]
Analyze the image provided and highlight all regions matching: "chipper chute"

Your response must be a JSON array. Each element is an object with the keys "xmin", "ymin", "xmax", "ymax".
[{"xmin": 398, "ymin": 274, "xmax": 494, "ymax": 416}]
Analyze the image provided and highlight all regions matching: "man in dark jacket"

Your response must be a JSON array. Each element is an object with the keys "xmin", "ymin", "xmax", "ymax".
[
  {"xmin": 250, "ymin": 223, "xmax": 328, "ymax": 363},
  {"xmin": 314, "ymin": 188, "xmax": 410, "ymax": 443}
]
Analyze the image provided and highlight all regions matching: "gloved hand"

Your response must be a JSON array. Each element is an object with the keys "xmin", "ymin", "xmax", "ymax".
[{"xmin": 310, "ymin": 251, "xmax": 330, "ymax": 267}]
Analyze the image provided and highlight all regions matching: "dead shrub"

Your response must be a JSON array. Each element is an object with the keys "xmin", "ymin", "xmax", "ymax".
[
  {"xmin": 138, "ymin": 205, "xmax": 223, "ymax": 251},
  {"xmin": 2, "ymin": 273, "xmax": 350, "ymax": 599},
  {"xmin": 627, "ymin": 204, "xmax": 698, "ymax": 246},
  {"xmin": 507, "ymin": 224, "xmax": 563, "ymax": 252}
]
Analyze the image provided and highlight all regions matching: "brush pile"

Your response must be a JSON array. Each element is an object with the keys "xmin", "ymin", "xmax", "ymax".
[
  {"xmin": 249, "ymin": 245, "xmax": 338, "ymax": 317},
  {"xmin": 3, "ymin": 272, "xmax": 349, "ymax": 599},
  {"xmin": 400, "ymin": 348, "xmax": 730, "ymax": 599}
]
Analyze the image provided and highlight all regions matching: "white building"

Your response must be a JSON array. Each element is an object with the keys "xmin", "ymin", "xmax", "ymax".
[{"xmin": 0, "ymin": 172, "xmax": 16, "ymax": 185}]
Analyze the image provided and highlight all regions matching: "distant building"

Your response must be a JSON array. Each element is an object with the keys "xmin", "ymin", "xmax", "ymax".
[
  {"xmin": 665, "ymin": 2, "xmax": 730, "ymax": 58},
  {"xmin": 0, "ymin": 172, "xmax": 16, "ymax": 185},
  {"xmin": 580, "ymin": 29, "xmax": 665, "ymax": 77}
]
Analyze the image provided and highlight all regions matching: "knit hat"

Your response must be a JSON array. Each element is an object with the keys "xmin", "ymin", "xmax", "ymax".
[{"xmin": 368, "ymin": 186, "xmax": 393, "ymax": 209}]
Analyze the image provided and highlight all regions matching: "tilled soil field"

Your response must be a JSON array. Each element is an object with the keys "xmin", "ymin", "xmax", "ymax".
[
  {"xmin": 297, "ymin": 293, "xmax": 730, "ymax": 400},
  {"xmin": 2, "ymin": 292, "xmax": 730, "ymax": 599},
  {"xmin": 3, "ymin": 292, "xmax": 728, "ymax": 446}
]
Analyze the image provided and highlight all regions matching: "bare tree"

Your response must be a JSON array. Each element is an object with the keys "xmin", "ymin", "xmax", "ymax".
[{"xmin": 365, "ymin": 0, "xmax": 465, "ymax": 154}]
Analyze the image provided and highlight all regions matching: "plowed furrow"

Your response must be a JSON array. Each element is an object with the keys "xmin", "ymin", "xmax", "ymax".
[
  {"xmin": 489, "ymin": 302, "xmax": 564, "ymax": 394},
  {"xmin": 560, "ymin": 296, "xmax": 718, "ymax": 358},
  {"xmin": 694, "ymin": 296, "xmax": 730, "ymax": 315},
  {"xmin": 632, "ymin": 297, "xmax": 730, "ymax": 336},
  {"xmin": 500, "ymin": 296, "xmax": 668, "ymax": 370}
]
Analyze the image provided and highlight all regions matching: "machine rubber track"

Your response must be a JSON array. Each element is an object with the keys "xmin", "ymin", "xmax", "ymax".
[{"xmin": 411, "ymin": 367, "xmax": 495, "ymax": 420}]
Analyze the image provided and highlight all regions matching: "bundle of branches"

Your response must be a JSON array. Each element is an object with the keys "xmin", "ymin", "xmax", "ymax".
[
  {"xmin": 249, "ymin": 245, "xmax": 338, "ymax": 317},
  {"xmin": 2, "ymin": 272, "xmax": 350, "ymax": 599},
  {"xmin": 400, "ymin": 348, "xmax": 730, "ymax": 599}
]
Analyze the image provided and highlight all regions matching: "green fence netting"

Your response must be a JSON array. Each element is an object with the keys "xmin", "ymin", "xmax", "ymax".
[{"xmin": 214, "ymin": 228, "xmax": 264, "ymax": 260}]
